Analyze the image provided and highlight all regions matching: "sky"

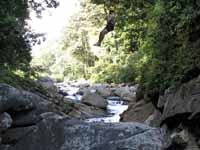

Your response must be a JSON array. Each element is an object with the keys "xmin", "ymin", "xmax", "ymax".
[{"xmin": 28, "ymin": 0, "xmax": 79, "ymax": 53}]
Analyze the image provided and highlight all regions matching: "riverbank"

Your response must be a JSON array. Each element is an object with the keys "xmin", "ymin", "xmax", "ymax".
[
  {"xmin": 2, "ymin": 75, "xmax": 200, "ymax": 150},
  {"xmin": 0, "ymin": 79, "xmax": 164, "ymax": 150}
]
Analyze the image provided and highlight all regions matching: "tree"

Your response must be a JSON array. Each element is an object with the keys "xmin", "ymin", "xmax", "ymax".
[
  {"xmin": 90, "ymin": 0, "xmax": 200, "ymax": 100},
  {"xmin": 0, "ymin": 0, "xmax": 58, "ymax": 71}
]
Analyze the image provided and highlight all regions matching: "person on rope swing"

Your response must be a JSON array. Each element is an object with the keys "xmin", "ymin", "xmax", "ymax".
[{"xmin": 94, "ymin": 10, "xmax": 115, "ymax": 47}]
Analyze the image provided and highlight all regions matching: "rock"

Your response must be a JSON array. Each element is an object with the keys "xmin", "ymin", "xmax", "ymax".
[
  {"xmin": 0, "ymin": 84, "xmax": 34, "ymax": 113},
  {"xmin": 170, "ymin": 130, "xmax": 189, "ymax": 147},
  {"xmin": 114, "ymin": 86, "xmax": 137, "ymax": 102},
  {"xmin": 0, "ymin": 84, "xmax": 61, "ymax": 127},
  {"xmin": 62, "ymin": 98, "xmax": 75, "ymax": 113},
  {"xmin": 162, "ymin": 126, "xmax": 200, "ymax": 150},
  {"xmin": 136, "ymin": 84, "xmax": 144, "ymax": 101},
  {"xmin": 157, "ymin": 87, "xmax": 175, "ymax": 110},
  {"xmin": 68, "ymin": 102, "xmax": 107, "ymax": 119},
  {"xmin": 37, "ymin": 77, "xmax": 59, "ymax": 98},
  {"xmin": 157, "ymin": 96, "xmax": 165, "ymax": 110},
  {"xmin": 96, "ymin": 86, "xmax": 112, "ymax": 97},
  {"xmin": 159, "ymin": 75, "xmax": 200, "ymax": 126},
  {"xmin": 11, "ymin": 110, "xmax": 42, "ymax": 127},
  {"xmin": 151, "ymin": 75, "xmax": 200, "ymax": 150},
  {"xmin": 63, "ymin": 98, "xmax": 107, "ymax": 119},
  {"xmin": 145, "ymin": 114, "xmax": 154, "ymax": 125},
  {"xmin": 5, "ymin": 117, "xmax": 164, "ymax": 150},
  {"xmin": 1, "ymin": 126, "xmax": 38, "ymax": 145},
  {"xmin": 11, "ymin": 97, "xmax": 55, "ymax": 126},
  {"xmin": 67, "ymin": 109, "xmax": 82, "ymax": 119},
  {"xmin": 0, "ymin": 145, "xmax": 10, "ymax": 150},
  {"xmin": 121, "ymin": 100, "xmax": 154, "ymax": 123},
  {"xmin": 148, "ymin": 110, "xmax": 163, "ymax": 127},
  {"xmin": 0, "ymin": 113, "xmax": 12, "ymax": 133},
  {"xmin": 77, "ymin": 88, "xmax": 89, "ymax": 96},
  {"xmin": 40, "ymin": 112, "xmax": 64, "ymax": 120},
  {"xmin": 82, "ymin": 92, "xmax": 108, "ymax": 109},
  {"xmin": 37, "ymin": 76, "xmax": 55, "ymax": 89}
]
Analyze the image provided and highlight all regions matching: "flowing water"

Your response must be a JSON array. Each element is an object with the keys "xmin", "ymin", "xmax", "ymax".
[
  {"xmin": 86, "ymin": 99, "xmax": 128, "ymax": 123},
  {"xmin": 57, "ymin": 83, "xmax": 128, "ymax": 123}
]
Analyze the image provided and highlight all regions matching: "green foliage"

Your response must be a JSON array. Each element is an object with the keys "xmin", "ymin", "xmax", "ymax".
[
  {"xmin": 32, "ymin": 0, "xmax": 104, "ymax": 81},
  {"xmin": 0, "ymin": 67, "xmax": 48, "ymax": 95},
  {"xmin": 0, "ymin": 0, "xmax": 58, "ymax": 70},
  {"xmin": 90, "ymin": 0, "xmax": 200, "ymax": 99},
  {"xmin": 89, "ymin": 49, "xmax": 136, "ymax": 83},
  {"xmin": 0, "ymin": 0, "xmax": 31, "ymax": 69},
  {"xmin": 0, "ymin": 0, "xmax": 59, "ymax": 91},
  {"xmin": 33, "ymin": 0, "xmax": 200, "ymax": 103},
  {"xmin": 138, "ymin": 0, "xmax": 200, "ymax": 94}
]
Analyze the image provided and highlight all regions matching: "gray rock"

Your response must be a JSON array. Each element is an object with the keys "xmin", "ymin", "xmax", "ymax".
[
  {"xmin": 170, "ymin": 130, "xmax": 189, "ymax": 147},
  {"xmin": 160, "ymin": 75, "xmax": 200, "ymax": 125},
  {"xmin": 82, "ymin": 92, "xmax": 108, "ymax": 109},
  {"xmin": 114, "ymin": 86, "xmax": 137, "ymax": 102},
  {"xmin": 0, "ymin": 145, "xmax": 10, "ymax": 150},
  {"xmin": 37, "ymin": 77, "xmax": 54, "ymax": 88},
  {"xmin": 145, "ymin": 114, "xmax": 154, "ymax": 125},
  {"xmin": 6, "ymin": 118, "xmax": 164, "ymax": 150},
  {"xmin": 1, "ymin": 126, "xmax": 38, "ymax": 145},
  {"xmin": 68, "ymin": 102, "xmax": 107, "ymax": 119},
  {"xmin": 163, "ymin": 126, "xmax": 200, "ymax": 150},
  {"xmin": 77, "ymin": 88, "xmax": 90, "ymax": 96},
  {"xmin": 96, "ymin": 86, "xmax": 112, "ymax": 97},
  {"xmin": 0, "ymin": 84, "xmax": 34, "ymax": 113},
  {"xmin": 0, "ymin": 84, "xmax": 58, "ymax": 127},
  {"xmin": 37, "ymin": 77, "xmax": 59, "ymax": 98},
  {"xmin": 151, "ymin": 75, "xmax": 200, "ymax": 150},
  {"xmin": 121, "ymin": 100, "xmax": 154, "ymax": 123},
  {"xmin": 0, "ymin": 113, "xmax": 12, "ymax": 133},
  {"xmin": 148, "ymin": 110, "xmax": 162, "ymax": 127},
  {"xmin": 11, "ymin": 110, "xmax": 42, "ymax": 126},
  {"xmin": 157, "ymin": 87, "xmax": 175, "ymax": 110},
  {"xmin": 40, "ymin": 112, "xmax": 64, "ymax": 120}
]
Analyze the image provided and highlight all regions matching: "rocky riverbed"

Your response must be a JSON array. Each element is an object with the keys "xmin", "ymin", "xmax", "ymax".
[
  {"xmin": 0, "ymin": 79, "xmax": 164, "ymax": 150},
  {"xmin": 1, "ymin": 75, "xmax": 200, "ymax": 150},
  {"xmin": 56, "ymin": 82, "xmax": 131, "ymax": 122},
  {"xmin": 4, "ymin": 75, "xmax": 200, "ymax": 150}
]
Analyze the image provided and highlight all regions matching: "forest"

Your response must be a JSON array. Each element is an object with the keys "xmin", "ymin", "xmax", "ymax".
[
  {"xmin": 1, "ymin": 0, "xmax": 200, "ymax": 101},
  {"xmin": 1, "ymin": 1, "xmax": 200, "ymax": 150}
]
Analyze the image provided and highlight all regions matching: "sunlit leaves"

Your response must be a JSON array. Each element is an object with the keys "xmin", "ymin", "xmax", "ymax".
[{"xmin": 0, "ymin": 0, "xmax": 58, "ymax": 71}]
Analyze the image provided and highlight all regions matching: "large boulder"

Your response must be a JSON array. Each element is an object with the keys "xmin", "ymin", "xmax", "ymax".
[
  {"xmin": 82, "ymin": 92, "xmax": 108, "ymax": 109},
  {"xmin": 96, "ymin": 86, "xmax": 112, "ymax": 98},
  {"xmin": 114, "ymin": 85, "xmax": 137, "ymax": 102},
  {"xmin": 37, "ymin": 77, "xmax": 60, "ymax": 99},
  {"xmin": 151, "ymin": 75, "xmax": 200, "ymax": 150},
  {"xmin": 0, "ymin": 84, "xmax": 34, "ymax": 113},
  {"xmin": 158, "ymin": 75, "xmax": 200, "ymax": 126},
  {"xmin": 77, "ymin": 84, "xmax": 113, "ymax": 98},
  {"xmin": 0, "ymin": 84, "xmax": 60, "ymax": 127},
  {"xmin": 37, "ymin": 76, "xmax": 55, "ymax": 90},
  {"xmin": 3, "ymin": 116, "xmax": 164, "ymax": 150},
  {"xmin": 121, "ymin": 100, "xmax": 154, "ymax": 123},
  {"xmin": 1, "ymin": 126, "xmax": 38, "ymax": 145},
  {"xmin": 68, "ymin": 102, "xmax": 107, "ymax": 119}
]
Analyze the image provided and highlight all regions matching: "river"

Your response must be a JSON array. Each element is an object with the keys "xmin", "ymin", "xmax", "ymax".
[{"xmin": 56, "ymin": 82, "xmax": 129, "ymax": 123}]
